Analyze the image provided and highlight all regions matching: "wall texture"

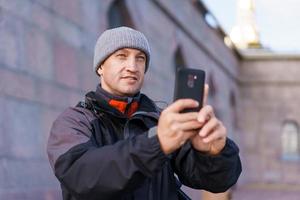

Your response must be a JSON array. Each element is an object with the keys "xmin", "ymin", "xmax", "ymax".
[
  {"xmin": 233, "ymin": 55, "xmax": 300, "ymax": 199},
  {"xmin": 0, "ymin": 0, "xmax": 241, "ymax": 199},
  {"xmin": 0, "ymin": 0, "xmax": 101, "ymax": 199}
]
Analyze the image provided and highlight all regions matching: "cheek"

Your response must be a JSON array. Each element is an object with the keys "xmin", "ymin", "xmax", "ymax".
[
  {"xmin": 103, "ymin": 67, "xmax": 119, "ymax": 79},
  {"xmin": 139, "ymin": 71, "xmax": 145, "ymax": 80},
  {"xmin": 139, "ymin": 75, "xmax": 145, "ymax": 84},
  {"xmin": 138, "ymin": 64, "xmax": 146, "ymax": 73},
  {"xmin": 101, "ymin": 71, "xmax": 115, "ymax": 87}
]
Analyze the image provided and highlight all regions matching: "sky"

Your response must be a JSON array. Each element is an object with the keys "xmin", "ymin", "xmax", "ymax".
[{"xmin": 202, "ymin": 0, "xmax": 300, "ymax": 52}]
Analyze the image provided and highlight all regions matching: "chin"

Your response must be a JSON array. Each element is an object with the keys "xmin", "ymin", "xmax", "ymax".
[{"xmin": 121, "ymin": 88, "xmax": 140, "ymax": 96}]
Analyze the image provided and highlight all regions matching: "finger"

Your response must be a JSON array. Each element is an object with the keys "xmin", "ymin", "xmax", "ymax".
[
  {"xmin": 172, "ymin": 112, "xmax": 199, "ymax": 123},
  {"xmin": 197, "ymin": 105, "xmax": 215, "ymax": 123},
  {"xmin": 198, "ymin": 117, "xmax": 219, "ymax": 137},
  {"xmin": 165, "ymin": 99, "xmax": 199, "ymax": 113},
  {"xmin": 171, "ymin": 120, "xmax": 203, "ymax": 132},
  {"xmin": 202, "ymin": 84, "xmax": 209, "ymax": 106},
  {"xmin": 161, "ymin": 111, "xmax": 198, "ymax": 127},
  {"xmin": 180, "ymin": 130, "xmax": 198, "ymax": 145},
  {"xmin": 202, "ymin": 126, "xmax": 226, "ymax": 143}
]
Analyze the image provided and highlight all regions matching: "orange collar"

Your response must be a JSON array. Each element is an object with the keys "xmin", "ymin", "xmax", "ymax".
[{"xmin": 108, "ymin": 99, "xmax": 139, "ymax": 117}]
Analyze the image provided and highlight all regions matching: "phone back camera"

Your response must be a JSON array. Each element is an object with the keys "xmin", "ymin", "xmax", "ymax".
[{"xmin": 187, "ymin": 75, "xmax": 195, "ymax": 88}]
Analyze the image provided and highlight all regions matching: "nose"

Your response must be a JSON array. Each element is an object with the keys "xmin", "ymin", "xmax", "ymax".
[{"xmin": 125, "ymin": 56, "xmax": 138, "ymax": 72}]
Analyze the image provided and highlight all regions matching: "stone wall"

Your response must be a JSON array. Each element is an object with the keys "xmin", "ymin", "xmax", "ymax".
[
  {"xmin": 236, "ymin": 54, "xmax": 300, "ymax": 199},
  {"xmin": 0, "ymin": 0, "xmax": 240, "ymax": 199}
]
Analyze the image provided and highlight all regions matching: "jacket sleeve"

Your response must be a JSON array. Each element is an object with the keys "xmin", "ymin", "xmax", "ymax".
[
  {"xmin": 47, "ymin": 107, "xmax": 167, "ymax": 200},
  {"xmin": 171, "ymin": 138, "xmax": 242, "ymax": 193}
]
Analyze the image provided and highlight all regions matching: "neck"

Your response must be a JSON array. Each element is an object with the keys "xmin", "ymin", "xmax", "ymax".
[
  {"xmin": 96, "ymin": 84, "xmax": 140, "ymax": 102},
  {"xmin": 95, "ymin": 84, "xmax": 140, "ymax": 116}
]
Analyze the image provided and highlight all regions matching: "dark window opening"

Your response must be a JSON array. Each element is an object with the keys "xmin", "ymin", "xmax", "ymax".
[{"xmin": 108, "ymin": 0, "xmax": 135, "ymax": 29}]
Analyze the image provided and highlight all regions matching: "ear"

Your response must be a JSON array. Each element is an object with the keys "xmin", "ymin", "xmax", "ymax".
[{"xmin": 97, "ymin": 66, "xmax": 103, "ymax": 76}]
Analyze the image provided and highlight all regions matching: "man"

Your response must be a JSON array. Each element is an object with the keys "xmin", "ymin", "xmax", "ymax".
[{"xmin": 47, "ymin": 26, "xmax": 241, "ymax": 200}]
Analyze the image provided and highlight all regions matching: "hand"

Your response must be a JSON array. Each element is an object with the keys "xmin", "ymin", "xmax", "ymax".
[
  {"xmin": 157, "ymin": 99, "xmax": 202, "ymax": 155},
  {"xmin": 190, "ymin": 84, "xmax": 227, "ymax": 155}
]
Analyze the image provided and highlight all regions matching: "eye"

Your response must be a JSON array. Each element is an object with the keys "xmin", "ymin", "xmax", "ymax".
[
  {"xmin": 136, "ymin": 55, "xmax": 146, "ymax": 62},
  {"xmin": 116, "ymin": 53, "xmax": 126, "ymax": 58}
]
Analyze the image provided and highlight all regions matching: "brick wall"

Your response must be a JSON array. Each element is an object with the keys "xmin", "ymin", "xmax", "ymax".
[
  {"xmin": 0, "ymin": 0, "xmax": 101, "ymax": 199},
  {"xmin": 0, "ymin": 0, "xmax": 240, "ymax": 199},
  {"xmin": 236, "ymin": 55, "xmax": 300, "ymax": 199}
]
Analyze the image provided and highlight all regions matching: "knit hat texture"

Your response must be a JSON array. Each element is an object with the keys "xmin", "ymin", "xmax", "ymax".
[{"xmin": 93, "ymin": 26, "xmax": 151, "ymax": 75}]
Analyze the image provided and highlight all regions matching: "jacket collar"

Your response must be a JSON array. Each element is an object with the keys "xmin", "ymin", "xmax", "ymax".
[
  {"xmin": 95, "ymin": 85, "xmax": 141, "ymax": 104},
  {"xmin": 92, "ymin": 85, "xmax": 141, "ymax": 117},
  {"xmin": 85, "ymin": 85, "xmax": 161, "ymax": 118}
]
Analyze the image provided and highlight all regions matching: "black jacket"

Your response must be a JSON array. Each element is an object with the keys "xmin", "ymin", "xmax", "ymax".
[{"xmin": 47, "ymin": 89, "xmax": 242, "ymax": 200}]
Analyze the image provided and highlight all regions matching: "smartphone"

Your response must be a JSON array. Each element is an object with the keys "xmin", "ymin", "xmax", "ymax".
[{"xmin": 173, "ymin": 68, "xmax": 206, "ymax": 113}]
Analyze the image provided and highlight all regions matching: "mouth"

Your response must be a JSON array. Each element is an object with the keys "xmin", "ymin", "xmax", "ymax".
[{"xmin": 122, "ymin": 76, "xmax": 138, "ymax": 81}]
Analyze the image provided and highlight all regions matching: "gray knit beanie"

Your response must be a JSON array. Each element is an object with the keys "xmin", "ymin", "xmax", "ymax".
[{"xmin": 93, "ymin": 26, "xmax": 151, "ymax": 75}]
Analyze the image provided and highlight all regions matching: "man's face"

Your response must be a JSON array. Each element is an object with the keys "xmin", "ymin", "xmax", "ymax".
[{"xmin": 97, "ymin": 48, "xmax": 146, "ymax": 97}]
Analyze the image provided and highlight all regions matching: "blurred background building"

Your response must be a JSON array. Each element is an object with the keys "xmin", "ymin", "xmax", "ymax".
[{"xmin": 0, "ymin": 0, "xmax": 299, "ymax": 199}]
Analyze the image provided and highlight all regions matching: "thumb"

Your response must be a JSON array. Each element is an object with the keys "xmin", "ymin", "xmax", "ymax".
[{"xmin": 202, "ymin": 84, "xmax": 209, "ymax": 106}]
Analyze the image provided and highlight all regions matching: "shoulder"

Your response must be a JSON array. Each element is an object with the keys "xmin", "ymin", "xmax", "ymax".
[
  {"xmin": 48, "ymin": 106, "xmax": 97, "ymax": 170},
  {"xmin": 53, "ymin": 106, "xmax": 97, "ymax": 133},
  {"xmin": 59, "ymin": 106, "xmax": 96, "ymax": 120}
]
